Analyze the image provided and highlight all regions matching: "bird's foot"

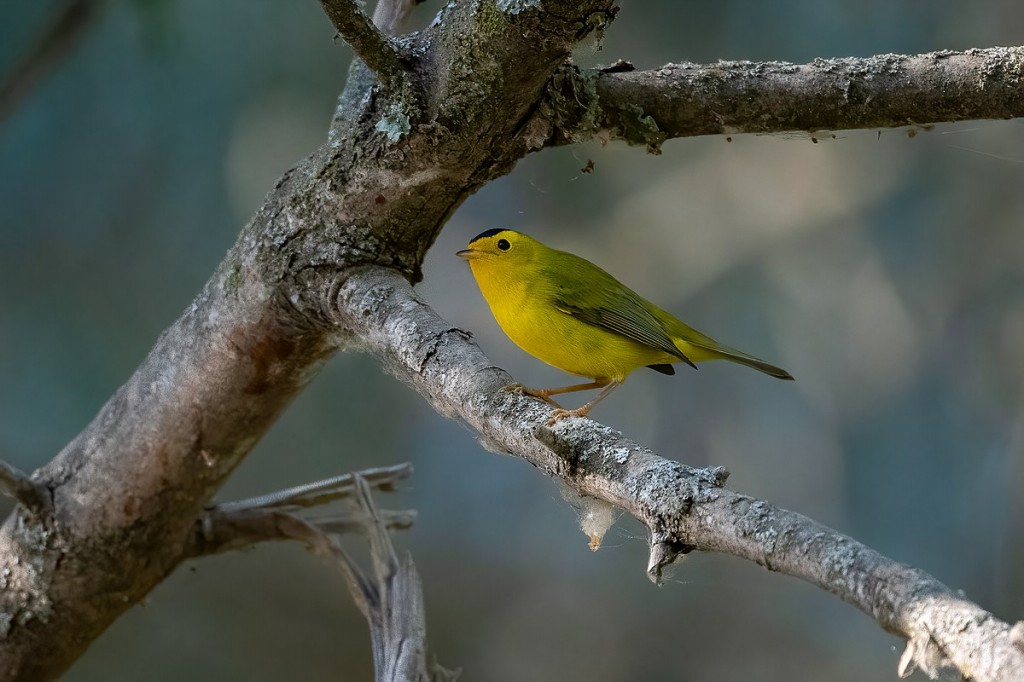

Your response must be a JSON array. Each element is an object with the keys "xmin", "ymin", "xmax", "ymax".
[
  {"xmin": 545, "ymin": 406, "xmax": 589, "ymax": 426},
  {"xmin": 504, "ymin": 383, "xmax": 564, "ymax": 408}
]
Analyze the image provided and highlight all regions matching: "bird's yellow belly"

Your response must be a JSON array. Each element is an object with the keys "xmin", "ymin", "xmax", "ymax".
[{"xmin": 490, "ymin": 295, "xmax": 674, "ymax": 381}]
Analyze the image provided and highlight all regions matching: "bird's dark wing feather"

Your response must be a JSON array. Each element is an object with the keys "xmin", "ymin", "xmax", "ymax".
[{"xmin": 549, "ymin": 263, "xmax": 696, "ymax": 369}]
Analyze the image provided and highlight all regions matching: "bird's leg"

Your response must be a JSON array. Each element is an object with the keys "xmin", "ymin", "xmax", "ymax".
[
  {"xmin": 546, "ymin": 380, "xmax": 622, "ymax": 425},
  {"xmin": 502, "ymin": 383, "xmax": 564, "ymax": 408},
  {"xmin": 526, "ymin": 381, "xmax": 610, "ymax": 400},
  {"xmin": 505, "ymin": 380, "xmax": 610, "ymax": 408}
]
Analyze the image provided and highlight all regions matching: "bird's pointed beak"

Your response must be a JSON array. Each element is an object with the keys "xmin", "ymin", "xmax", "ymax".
[{"xmin": 456, "ymin": 248, "xmax": 481, "ymax": 260}]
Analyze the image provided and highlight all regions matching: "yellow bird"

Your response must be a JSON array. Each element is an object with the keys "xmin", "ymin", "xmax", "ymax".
[{"xmin": 457, "ymin": 229, "xmax": 793, "ymax": 423}]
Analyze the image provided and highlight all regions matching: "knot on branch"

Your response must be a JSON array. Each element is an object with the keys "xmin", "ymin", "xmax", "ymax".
[
  {"xmin": 647, "ymin": 536, "xmax": 694, "ymax": 584},
  {"xmin": 1013, "ymin": 622, "xmax": 1024, "ymax": 653},
  {"xmin": 0, "ymin": 460, "xmax": 52, "ymax": 521},
  {"xmin": 897, "ymin": 633, "xmax": 953, "ymax": 679},
  {"xmin": 539, "ymin": 63, "xmax": 668, "ymax": 153},
  {"xmin": 537, "ymin": 63, "xmax": 600, "ymax": 146}
]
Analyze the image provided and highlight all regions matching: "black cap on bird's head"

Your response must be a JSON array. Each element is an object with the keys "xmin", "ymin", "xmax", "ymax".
[{"xmin": 468, "ymin": 228, "xmax": 509, "ymax": 245}]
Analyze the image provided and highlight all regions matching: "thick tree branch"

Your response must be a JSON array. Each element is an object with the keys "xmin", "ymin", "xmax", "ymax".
[
  {"xmin": 332, "ymin": 265, "xmax": 1024, "ymax": 682},
  {"xmin": 319, "ymin": 0, "xmax": 408, "ymax": 88},
  {"xmin": 543, "ymin": 46, "xmax": 1024, "ymax": 151},
  {"xmin": 0, "ymin": 0, "xmax": 107, "ymax": 124},
  {"xmin": 0, "ymin": 2, "xmax": 615, "ymax": 677}
]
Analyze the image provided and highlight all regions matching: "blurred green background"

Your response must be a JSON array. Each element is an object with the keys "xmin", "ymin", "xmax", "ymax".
[{"xmin": 2, "ymin": 0, "xmax": 1023, "ymax": 679}]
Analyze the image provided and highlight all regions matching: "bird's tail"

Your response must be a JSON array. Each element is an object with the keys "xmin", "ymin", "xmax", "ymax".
[
  {"xmin": 671, "ymin": 324, "xmax": 794, "ymax": 380},
  {"xmin": 705, "ymin": 345, "xmax": 794, "ymax": 380}
]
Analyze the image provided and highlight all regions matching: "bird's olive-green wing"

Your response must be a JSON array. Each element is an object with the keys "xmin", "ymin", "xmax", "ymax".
[{"xmin": 545, "ymin": 253, "xmax": 696, "ymax": 368}]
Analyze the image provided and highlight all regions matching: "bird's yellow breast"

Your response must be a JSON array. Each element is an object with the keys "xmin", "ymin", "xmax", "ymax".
[{"xmin": 468, "ymin": 259, "xmax": 676, "ymax": 381}]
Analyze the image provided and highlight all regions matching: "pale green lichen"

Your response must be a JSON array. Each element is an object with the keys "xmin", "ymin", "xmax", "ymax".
[
  {"xmin": 224, "ymin": 263, "xmax": 243, "ymax": 294},
  {"xmin": 541, "ymin": 65, "xmax": 667, "ymax": 153},
  {"xmin": 540, "ymin": 66, "xmax": 601, "ymax": 143},
  {"xmin": 618, "ymin": 104, "xmax": 668, "ymax": 154},
  {"xmin": 375, "ymin": 102, "xmax": 411, "ymax": 142}
]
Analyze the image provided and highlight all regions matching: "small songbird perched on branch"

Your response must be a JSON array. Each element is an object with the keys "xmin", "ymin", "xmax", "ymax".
[{"xmin": 458, "ymin": 229, "xmax": 793, "ymax": 423}]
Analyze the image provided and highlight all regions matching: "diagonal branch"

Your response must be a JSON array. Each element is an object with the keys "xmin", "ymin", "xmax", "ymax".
[
  {"xmin": 542, "ymin": 46, "xmax": 1024, "ymax": 151},
  {"xmin": 333, "ymin": 265, "xmax": 1024, "ymax": 682},
  {"xmin": 319, "ymin": 0, "xmax": 409, "ymax": 88}
]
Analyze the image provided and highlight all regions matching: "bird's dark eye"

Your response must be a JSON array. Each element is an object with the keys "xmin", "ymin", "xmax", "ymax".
[{"xmin": 497, "ymin": 239, "xmax": 511, "ymax": 251}]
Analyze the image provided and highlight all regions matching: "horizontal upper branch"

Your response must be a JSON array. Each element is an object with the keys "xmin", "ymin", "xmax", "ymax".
[
  {"xmin": 542, "ymin": 46, "xmax": 1024, "ymax": 151},
  {"xmin": 334, "ymin": 265, "xmax": 1024, "ymax": 682}
]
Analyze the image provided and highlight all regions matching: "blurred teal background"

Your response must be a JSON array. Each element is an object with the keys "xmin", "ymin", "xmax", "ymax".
[{"xmin": 2, "ymin": 0, "xmax": 1023, "ymax": 679}]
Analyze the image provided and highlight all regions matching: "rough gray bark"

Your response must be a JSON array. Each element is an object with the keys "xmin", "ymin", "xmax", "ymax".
[
  {"xmin": 541, "ymin": 47, "xmax": 1024, "ymax": 151},
  {"xmin": 1, "ymin": 1, "xmax": 1022, "ymax": 680}
]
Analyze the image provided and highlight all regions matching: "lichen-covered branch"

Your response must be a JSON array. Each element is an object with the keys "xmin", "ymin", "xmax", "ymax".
[
  {"xmin": 542, "ymin": 47, "xmax": 1024, "ymax": 151},
  {"xmin": 333, "ymin": 265, "xmax": 1024, "ymax": 682}
]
